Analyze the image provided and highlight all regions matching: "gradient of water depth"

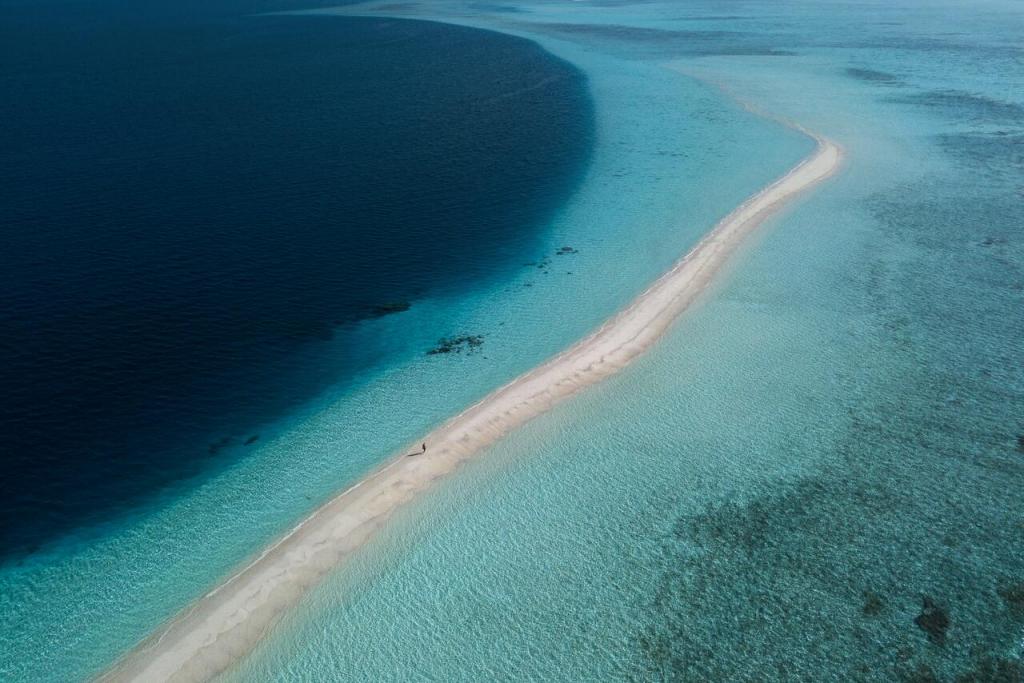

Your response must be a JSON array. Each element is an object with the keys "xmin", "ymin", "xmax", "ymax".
[
  {"xmin": 0, "ymin": 3, "xmax": 591, "ymax": 558},
  {"xmin": 0, "ymin": 1, "xmax": 813, "ymax": 680},
  {"xmin": 226, "ymin": 1, "xmax": 1024, "ymax": 681}
]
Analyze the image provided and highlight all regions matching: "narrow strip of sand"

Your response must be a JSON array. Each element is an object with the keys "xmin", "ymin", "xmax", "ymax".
[{"xmin": 102, "ymin": 134, "xmax": 842, "ymax": 682}]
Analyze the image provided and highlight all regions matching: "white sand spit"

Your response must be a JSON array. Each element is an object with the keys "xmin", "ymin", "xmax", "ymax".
[{"xmin": 101, "ymin": 133, "xmax": 842, "ymax": 683}]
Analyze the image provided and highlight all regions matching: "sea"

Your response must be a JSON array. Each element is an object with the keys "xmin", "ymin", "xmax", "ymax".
[{"xmin": 2, "ymin": 0, "xmax": 1023, "ymax": 681}]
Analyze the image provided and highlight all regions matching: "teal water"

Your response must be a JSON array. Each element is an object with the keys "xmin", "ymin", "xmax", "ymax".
[
  {"xmin": 0, "ymin": 5, "xmax": 595, "ymax": 560},
  {"xmin": 224, "ymin": 1, "xmax": 1024, "ymax": 681},
  {"xmin": 0, "ymin": 4, "xmax": 815, "ymax": 682}
]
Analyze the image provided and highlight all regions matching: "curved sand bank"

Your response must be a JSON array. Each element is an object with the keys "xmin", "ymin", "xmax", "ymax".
[{"xmin": 102, "ymin": 134, "xmax": 842, "ymax": 682}]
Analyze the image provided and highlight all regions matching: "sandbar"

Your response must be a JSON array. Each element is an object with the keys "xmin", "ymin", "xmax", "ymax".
[{"xmin": 101, "ymin": 132, "xmax": 842, "ymax": 682}]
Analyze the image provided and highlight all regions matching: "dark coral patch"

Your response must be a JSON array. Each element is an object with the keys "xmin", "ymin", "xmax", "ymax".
[
  {"xmin": 368, "ymin": 301, "xmax": 411, "ymax": 318},
  {"xmin": 996, "ymin": 581, "xmax": 1024, "ymax": 616},
  {"xmin": 427, "ymin": 335, "xmax": 486, "ymax": 356},
  {"xmin": 862, "ymin": 590, "xmax": 885, "ymax": 617},
  {"xmin": 914, "ymin": 597, "xmax": 950, "ymax": 645}
]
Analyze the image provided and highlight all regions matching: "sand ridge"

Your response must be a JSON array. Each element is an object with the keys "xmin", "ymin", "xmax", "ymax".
[{"xmin": 100, "ymin": 132, "xmax": 842, "ymax": 682}]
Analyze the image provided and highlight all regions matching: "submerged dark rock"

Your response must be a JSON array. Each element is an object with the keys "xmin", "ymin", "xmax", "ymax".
[
  {"xmin": 914, "ymin": 596, "xmax": 950, "ymax": 645},
  {"xmin": 556, "ymin": 245, "xmax": 578, "ymax": 255},
  {"xmin": 427, "ymin": 335, "xmax": 486, "ymax": 356},
  {"xmin": 368, "ymin": 301, "xmax": 411, "ymax": 318}
]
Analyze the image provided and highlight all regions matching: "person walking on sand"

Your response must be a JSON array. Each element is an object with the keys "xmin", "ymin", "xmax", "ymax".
[{"xmin": 421, "ymin": 442, "xmax": 427, "ymax": 453}]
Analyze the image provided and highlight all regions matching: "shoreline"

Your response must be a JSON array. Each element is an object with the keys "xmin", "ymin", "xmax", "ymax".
[{"xmin": 101, "ymin": 133, "xmax": 842, "ymax": 682}]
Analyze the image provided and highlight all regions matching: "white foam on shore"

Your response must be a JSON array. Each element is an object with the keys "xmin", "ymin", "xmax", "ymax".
[{"xmin": 101, "ymin": 132, "xmax": 842, "ymax": 683}]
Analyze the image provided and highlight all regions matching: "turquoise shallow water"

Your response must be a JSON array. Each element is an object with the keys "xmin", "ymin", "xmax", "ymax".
[
  {"xmin": 225, "ymin": 1, "xmax": 1024, "ymax": 681},
  {"xmin": 0, "ymin": 5, "xmax": 813, "ymax": 681},
  {"xmin": 3, "ymin": 0, "xmax": 1021, "ymax": 680}
]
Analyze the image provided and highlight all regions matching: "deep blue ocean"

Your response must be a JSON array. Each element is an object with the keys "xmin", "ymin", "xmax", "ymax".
[{"xmin": 0, "ymin": 0, "xmax": 592, "ymax": 561}]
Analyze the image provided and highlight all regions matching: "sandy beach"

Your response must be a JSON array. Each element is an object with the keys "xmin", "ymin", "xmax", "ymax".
[{"xmin": 101, "ymin": 132, "xmax": 842, "ymax": 683}]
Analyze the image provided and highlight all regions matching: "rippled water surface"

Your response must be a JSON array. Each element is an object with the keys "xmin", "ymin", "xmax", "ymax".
[
  {"xmin": 3, "ymin": 0, "xmax": 1022, "ymax": 680},
  {"xmin": 228, "ymin": 1, "xmax": 1024, "ymax": 681}
]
